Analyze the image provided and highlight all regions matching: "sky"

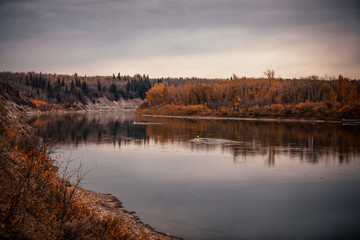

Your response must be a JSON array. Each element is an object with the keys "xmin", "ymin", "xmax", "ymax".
[{"xmin": 0, "ymin": 0, "xmax": 359, "ymax": 78}]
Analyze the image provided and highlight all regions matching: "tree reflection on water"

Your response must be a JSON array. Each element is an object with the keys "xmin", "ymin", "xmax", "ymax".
[{"xmin": 25, "ymin": 112, "xmax": 360, "ymax": 166}]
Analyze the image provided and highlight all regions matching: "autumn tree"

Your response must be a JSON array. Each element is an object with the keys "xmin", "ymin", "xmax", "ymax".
[
  {"xmin": 348, "ymin": 84, "xmax": 359, "ymax": 102},
  {"xmin": 264, "ymin": 69, "xmax": 275, "ymax": 83},
  {"xmin": 146, "ymin": 83, "xmax": 168, "ymax": 105}
]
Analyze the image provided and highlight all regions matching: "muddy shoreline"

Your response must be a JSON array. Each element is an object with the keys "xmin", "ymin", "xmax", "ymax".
[
  {"xmin": 83, "ymin": 190, "xmax": 182, "ymax": 240},
  {"xmin": 137, "ymin": 113, "xmax": 353, "ymax": 124}
]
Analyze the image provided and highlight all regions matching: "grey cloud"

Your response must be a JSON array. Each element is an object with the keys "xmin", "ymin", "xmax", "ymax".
[
  {"xmin": 0, "ymin": 0, "xmax": 359, "ymax": 77},
  {"xmin": 1, "ymin": 0, "xmax": 359, "ymax": 40}
]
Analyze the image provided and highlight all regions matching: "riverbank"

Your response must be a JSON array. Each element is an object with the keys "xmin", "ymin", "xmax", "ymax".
[
  {"xmin": 137, "ymin": 114, "xmax": 360, "ymax": 126},
  {"xmin": 136, "ymin": 103, "xmax": 360, "ymax": 124},
  {"xmin": 0, "ymin": 96, "xmax": 181, "ymax": 240},
  {"xmin": 137, "ymin": 113, "xmax": 340, "ymax": 123},
  {"xmin": 4, "ymin": 95, "xmax": 143, "ymax": 114},
  {"xmin": 84, "ymin": 190, "xmax": 181, "ymax": 240}
]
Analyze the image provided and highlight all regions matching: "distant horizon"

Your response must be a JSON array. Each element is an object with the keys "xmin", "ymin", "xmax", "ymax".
[
  {"xmin": 1, "ymin": 0, "xmax": 359, "ymax": 79},
  {"xmin": 1, "ymin": 69, "xmax": 358, "ymax": 80}
]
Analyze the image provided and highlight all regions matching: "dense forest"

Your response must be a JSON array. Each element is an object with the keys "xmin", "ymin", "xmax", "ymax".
[
  {"xmin": 0, "ymin": 71, "xmax": 215, "ymax": 111},
  {"xmin": 1, "ymin": 71, "xmax": 360, "ymax": 119},
  {"xmin": 138, "ymin": 72, "xmax": 360, "ymax": 119},
  {"xmin": 0, "ymin": 71, "xmax": 153, "ymax": 109}
]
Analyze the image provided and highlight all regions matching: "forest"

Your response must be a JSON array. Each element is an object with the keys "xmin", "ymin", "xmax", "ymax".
[
  {"xmin": 138, "ymin": 72, "xmax": 360, "ymax": 119},
  {"xmin": 0, "ymin": 71, "xmax": 153, "ymax": 110},
  {"xmin": 1, "ymin": 71, "xmax": 360, "ymax": 119},
  {"xmin": 0, "ymin": 71, "xmax": 215, "ymax": 111}
]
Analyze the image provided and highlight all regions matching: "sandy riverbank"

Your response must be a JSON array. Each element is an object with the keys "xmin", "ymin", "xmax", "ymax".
[
  {"xmin": 83, "ymin": 190, "xmax": 182, "ymax": 240},
  {"xmin": 137, "ymin": 113, "xmax": 349, "ymax": 124}
]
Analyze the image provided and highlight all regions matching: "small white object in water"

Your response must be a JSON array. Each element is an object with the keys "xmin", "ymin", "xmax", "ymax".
[{"xmin": 190, "ymin": 137, "xmax": 241, "ymax": 146}]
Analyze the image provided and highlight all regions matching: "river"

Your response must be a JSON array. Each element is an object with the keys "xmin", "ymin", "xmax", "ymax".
[{"xmin": 24, "ymin": 111, "xmax": 360, "ymax": 240}]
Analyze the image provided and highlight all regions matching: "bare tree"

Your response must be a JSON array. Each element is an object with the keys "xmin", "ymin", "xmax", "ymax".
[{"xmin": 263, "ymin": 69, "xmax": 275, "ymax": 80}]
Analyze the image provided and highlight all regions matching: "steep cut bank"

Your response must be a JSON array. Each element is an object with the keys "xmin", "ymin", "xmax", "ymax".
[
  {"xmin": 82, "ymin": 97, "xmax": 143, "ymax": 111},
  {"xmin": 0, "ymin": 96, "xmax": 181, "ymax": 239},
  {"xmin": 1, "ymin": 89, "xmax": 143, "ymax": 113},
  {"xmin": 0, "ymin": 71, "xmax": 147, "ymax": 112}
]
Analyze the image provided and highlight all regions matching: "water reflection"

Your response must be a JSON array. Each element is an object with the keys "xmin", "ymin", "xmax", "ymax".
[
  {"xmin": 25, "ymin": 112, "xmax": 360, "ymax": 167},
  {"xmin": 23, "ymin": 112, "xmax": 360, "ymax": 240},
  {"xmin": 25, "ymin": 112, "xmax": 150, "ymax": 147},
  {"xmin": 138, "ymin": 116, "xmax": 360, "ymax": 166}
]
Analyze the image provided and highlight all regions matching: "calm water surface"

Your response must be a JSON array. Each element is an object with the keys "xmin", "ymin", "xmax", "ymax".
[{"xmin": 25, "ymin": 111, "xmax": 360, "ymax": 240}]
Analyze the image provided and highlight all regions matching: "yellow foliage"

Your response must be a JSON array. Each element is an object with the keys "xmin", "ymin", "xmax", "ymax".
[
  {"xmin": 146, "ymin": 83, "xmax": 168, "ymax": 105},
  {"xmin": 213, "ymin": 78, "xmax": 228, "ymax": 82},
  {"xmin": 30, "ymin": 98, "xmax": 48, "ymax": 109}
]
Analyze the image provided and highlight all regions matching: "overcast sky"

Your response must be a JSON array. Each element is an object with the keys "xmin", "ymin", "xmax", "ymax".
[{"xmin": 0, "ymin": 0, "xmax": 359, "ymax": 78}]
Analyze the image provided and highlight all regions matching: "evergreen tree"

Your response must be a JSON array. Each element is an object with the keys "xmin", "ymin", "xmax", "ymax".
[
  {"xmin": 75, "ymin": 78, "xmax": 81, "ymax": 87},
  {"xmin": 126, "ymin": 81, "xmax": 130, "ymax": 93},
  {"xmin": 71, "ymin": 80, "xmax": 75, "ymax": 93},
  {"xmin": 81, "ymin": 81, "xmax": 88, "ymax": 94},
  {"xmin": 110, "ymin": 83, "xmax": 117, "ymax": 93},
  {"xmin": 46, "ymin": 80, "xmax": 53, "ymax": 98}
]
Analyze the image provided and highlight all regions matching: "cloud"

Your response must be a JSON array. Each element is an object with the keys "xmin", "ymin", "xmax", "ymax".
[{"xmin": 0, "ymin": 0, "xmax": 359, "ymax": 77}]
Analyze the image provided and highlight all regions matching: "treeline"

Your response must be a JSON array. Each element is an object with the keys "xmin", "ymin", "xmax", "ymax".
[
  {"xmin": 138, "ymin": 74, "xmax": 360, "ymax": 119},
  {"xmin": 0, "ymin": 71, "xmax": 152, "ymax": 110}
]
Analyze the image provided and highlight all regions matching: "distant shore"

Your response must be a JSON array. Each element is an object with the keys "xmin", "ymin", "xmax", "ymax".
[
  {"xmin": 5, "ymin": 96, "xmax": 142, "ymax": 114},
  {"xmin": 137, "ymin": 113, "xmax": 360, "ymax": 125}
]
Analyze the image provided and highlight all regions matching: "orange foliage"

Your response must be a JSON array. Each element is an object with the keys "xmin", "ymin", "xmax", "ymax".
[
  {"xmin": 146, "ymin": 83, "xmax": 168, "ymax": 105},
  {"xmin": 213, "ymin": 78, "xmax": 228, "ymax": 82},
  {"xmin": 31, "ymin": 98, "xmax": 48, "ymax": 108},
  {"xmin": 139, "ymin": 76, "xmax": 360, "ymax": 119}
]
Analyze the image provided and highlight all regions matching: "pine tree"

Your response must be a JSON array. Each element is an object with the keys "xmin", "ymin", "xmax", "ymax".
[
  {"xmin": 81, "ymin": 81, "xmax": 88, "ymax": 94},
  {"xmin": 71, "ymin": 80, "xmax": 75, "ymax": 93},
  {"xmin": 110, "ymin": 83, "xmax": 117, "ymax": 93},
  {"xmin": 46, "ymin": 80, "xmax": 53, "ymax": 98}
]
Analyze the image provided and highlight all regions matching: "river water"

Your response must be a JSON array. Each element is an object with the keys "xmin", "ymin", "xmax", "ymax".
[{"xmin": 24, "ymin": 111, "xmax": 360, "ymax": 240}]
